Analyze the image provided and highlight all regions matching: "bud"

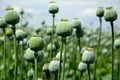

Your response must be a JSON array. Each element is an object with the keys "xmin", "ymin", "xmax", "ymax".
[
  {"xmin": 56, "ymin": 19, "xmax": 73, "ymax": 38},
  {"xmin": 28, "ymin": 36, "xmax": 44, "ymax": 52},
  {"xmin": 114, "ymin": 38, "xmax": 120, "ymax": 49},
  {"xmin": 71, "ymin": 18, "xmax": 81, "ymax": 29},
  {"xmin": 24, "ymin": 48, "xmax": 34, "ymax": 63},
  {"xmin": 48, "ymin": 58, "xmax": 60, "ymax": 73},
  {"xmin": 0, "ymin": 17, "xmax": 7, "ymax": 28},
  {"xmin": 5, "ymin": 27, "xmax": 13, "ymax": 37},
  {"xmin": 96, "ymin": 7, "xmax": 104, "ymax": 18},
  {"xmin": 5, "ymin": 9, "xmax": 20, "ymax": 25},
  {"xmin": 16, "ymin": 29, "xmax": 26, "ymax": 41},
  {"xmin": 104, "ymin": 7, "xmax": 117, "ymax": 22},
  {"xmin": 48, "ymin": 1, "xmax": 59, "ymax": 14},
  {"xmin": 82, "ymin": 47, "xmax": 96, "ymax": 64},
  {"xmin": 78, "ymin": 62, "xmax": 87, "ymax": 72}
]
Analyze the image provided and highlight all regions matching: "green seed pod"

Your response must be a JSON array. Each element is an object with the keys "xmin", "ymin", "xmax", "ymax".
[
  {"xmin": 47, "ymin": 43, "xmax": 56, "ymax": 52},
  {"xmin": 48, "ymin": 58, "xmax": 60, "ymax": 73},
  {"xmin": 5, "ymin": 27, "xmax": 13, "ymax": 37},
  {"xmin": 104, "ymin": 7, "xmax": 118, "ymax": 22},
  {"xmin": 5, "ymin": 9, "xmax": 20, "ymax": 25},
  {"xmin": 82, "ymin": 47, "xmax": 96, "ymax": 64},
  {"xmin": 78, "ymin": 61, "xmax": 87, "ymax": 72},
  {"xmin": 53, "ymin": 40, "xmax": 60, "ymax": 50},
  {"xmin": 76, "ymin": 28, "xmax": 84, "ymax": 38},
  {"xmin": 0, "ymin": 17, "xmax": 7, "ymax": 28},
  {"xmin": 114, "ymin": 38, "xmax": 120, "ymax": 49},
  {"xmin": 56, "ymin": 19, "xmax": 73, "ymax": 38},
  {"xmin": 46, "ymin": 27, "xmax": 54, "ymax": 35},
  {"xmin": 16, "ymin": 29, "xmax": 26, "ymax": 41},
  {"xmin": 96, "ymin": 7, "xmax": 104, "ymax": 18},
  {"xmin": 20, "ymin": 8, "xmax": 24, "ymax": 15},
  {"xmin": 48, "ymin": 1, "xmax": 59, "ymax": 14},
  {"xmin": 71, "ymin": 18, "xmax": 81, "ymax": 29},
  {"xmin": 28, "ymin": 36, "xmax": 44, "ymax": 52},
  {"xmin": 24, "ymin": 48, "xmax": 35, "ymax": 63}
]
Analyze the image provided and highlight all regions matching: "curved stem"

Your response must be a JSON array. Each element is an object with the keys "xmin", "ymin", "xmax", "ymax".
[
  {"xmin": 3, "ymin": 28, "xmax": 6, "ymax": 80},
  {"xmin": 34, "ymin": 53, "xmax": 38, "ymax": 80},
  {"xmin": 12, "ymin": 26, "xmax": 17, "ymax": 80},
  {"xmin": 94, "ymin": 17, "xmax": 102, "ymax": 80},
  {"xmin": 87, "ymin": 64, "xmax": 91, "ymax": 80},
  {"xmin": 58, "ymin": 38, "xmax": 63, "ymax": 80},
  {"xmin": 62, "ymin": 38, "xmax": 66, "ymax": 80},
  {"xmin": 110, "ymin": 21, "xmax": 114, "ymax": 80}
]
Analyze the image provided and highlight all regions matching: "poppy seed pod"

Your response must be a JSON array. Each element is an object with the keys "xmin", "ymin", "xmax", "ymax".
[
  {"xmin": 42, "ymin": 63, "xmax": 49, "ymax": 71},
  {"xmin": 114, "ymin": 38, "xmax": 120, "ymax": 49},
  {"xmin": 47, "ymin": 43, "xmax": 56, "ymax": 52},
  {"xmin": 78, "ymin": 62, "xmax": 87, "ymax": 72},
  {"xmin": 48, "ymin": 1, "xmax": 59, "ymax": 14},
  {"xmin": 16, "ymin": 29, "xmax": 26, "ymax": 41},
  {"xmin": 104, "ymin": 7, "xmax": 118, "ymax": 22},
  {"xmin": 5, "ymin": 9, "xmax": 20, "ymax": 25},
  {"xmin": 28, "ymin": 36, "xmax": 44, "ymax": 52},
  {"xmin": 82, "ymin": 47, "xmax": 96, "ymax": 64},
  {"xmin": 48, "ymin": 58, "xmax": 60, "ymax": 73},
  {"xmin": 56, "ymin": 19, "xmax": 73, "ymax": 38},
  {"xmin": 27, "ymin": 68, "xmax": 34, "ymax": 78},
  {"xmin": 71, "ymin": 18, "xmax": 81, "ymax": 29},
  {"xmin": 23, "ymin": 48, "xmax": 34, "ymax": 63},
  {"xmin": 96, "ymin": 7, "xmax": 104, "ymax": 18},
  {"xmin": 76, "ymin": 28, "xmax": 84, "ymax": 38},
  {"xmin": 46, "ymin": 27, "xmax": 54, "ymax": 35},
  {"xmin": 5, "ymin": 27, "xmax": 13, "ymax": 37},
  {"xmin": 53, "ymin": 40, "xmax": 60, "ymax": 50},
  {"xmin": 0, "ymin": 17, "xmax": 7, "ymax": 28}
]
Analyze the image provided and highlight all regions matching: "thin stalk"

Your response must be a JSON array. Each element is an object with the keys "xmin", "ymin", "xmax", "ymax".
[
  {"xmin": 50, "ymin": 14, "xmax": 55, "ymax": 60},
  {"xmin": 119, "ymin": 49, "xmax": 120, "ymax": 79},
  {"xmin": 20, "ymin": 40, "xmax": 24, "ymax": 80},
  {"xmin": 12, "ymin": 26, "xmax": 18, "ymax": 80},
  {"xmin": 110, "ymin": 21, "xmax": 114, "ymax": 80},
  {"xmin": 58, "ymin": 38, "xmax": 64, "ymax": 80},
  {"xmin": 74, "ymin": 36, "xmax": 78, "ymax": 80},
  {"xmin": 54, "ymin": 73, "xmax": 58, "ymax": 80},
  {"xmin": 94, "ymin": 17, "xmax": 102, "ymax": 80},
  {"xmin": 34, "ymin": 53, "xmax": 38, "ymax": 80},
  {"xmin": 3, "ymin": 28, "xmax": 6, "ymax": 80},
  {"xmin": 80, "ymin": 71, "xmax": 83, "ymax": 80},
  {"xmin": 78, "ymin": 38, "xmax": 81, "ymax": 52},
  {"xmin": 62, "ymin": 38, "xmax": 66, "ymax": 80},
  {"xmin": 87, "ymin": 64, "xmax": 91, "ymax": 80}
]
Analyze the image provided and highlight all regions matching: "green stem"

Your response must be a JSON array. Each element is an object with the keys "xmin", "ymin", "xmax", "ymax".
[
  {"xmin": 3, "ymin": 28, "xmax": 6, "ymax": 80},
  {"xmin": 74, "ymin": 36, "xmax": 78, "ymax": 80},
  {"xmin": 12, "ymin": 26, "xmax": 18, "ymax": 80},
  {"xmin": 110, "ymin": 21, "xmax": 114, "ymax": 80},
  {"xmin": 34, "ymin": 53, "xmax": 38, "ymax": 80},
  {"xmin": 94, "ymin": 17, "xmax": 102, "ymax": 80},
  {"xmin": 20, "ymin": 40, "xmax": 24, "ymax": 80},
  {"xmin": 87, "ymin": 64, "xmax": 91, "ymax": 80},
  {"xmin": 58, "ymin": 38, "xmax": 63, "ymax": 80},
  {"xmin": 62, "ymin": 38, "xmax": 66, "ymax": 80},
  {"xmin": 54, "ymin": 73, "xmax": 58, "ymax": 80},
  {"xmin": 50, "ymin": 14, "xmax": 55, "ymax": 60},
  {"xmin": 80, "ymin": 71, "xmax": 83, "ymax": 80}
]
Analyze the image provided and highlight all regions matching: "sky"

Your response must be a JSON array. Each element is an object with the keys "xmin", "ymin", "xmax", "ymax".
[{"xmin": 0, "ymin": 0, "xmax": 120, "ymax": 31}]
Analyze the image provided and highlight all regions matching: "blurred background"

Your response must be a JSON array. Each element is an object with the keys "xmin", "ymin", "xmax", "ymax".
[{"xmin": 0, "ymin": 0, "xmax": 120, "ymax": 31}]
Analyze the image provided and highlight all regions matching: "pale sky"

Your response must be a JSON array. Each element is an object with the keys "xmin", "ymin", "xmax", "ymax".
[{"xmin": 0, "ymin": 0, "xmax": 120, "ymax": 31}]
